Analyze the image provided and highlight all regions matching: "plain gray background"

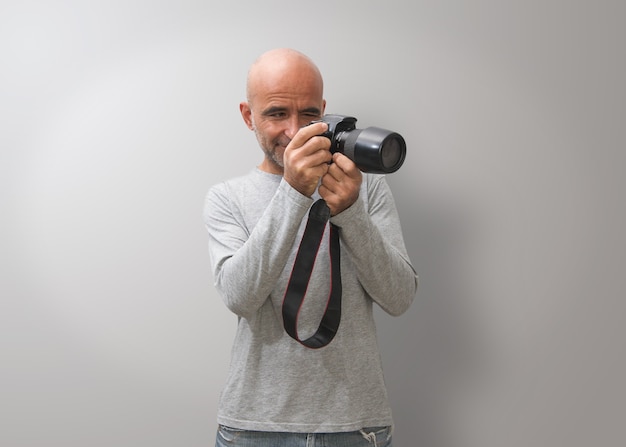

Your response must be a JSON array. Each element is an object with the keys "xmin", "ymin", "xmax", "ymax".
[{"xmin": 1, "ymin": 1, "xmax": 624, "ymax": 446}]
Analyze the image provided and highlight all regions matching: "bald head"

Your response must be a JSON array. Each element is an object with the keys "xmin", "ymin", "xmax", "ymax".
[
  {"xmin": 239, "ymin": 48, "xmax": 327, "ymax": 173},
  {"xmin": 246, "ymin": 48, "xmax": 324, "ymax": 104}
]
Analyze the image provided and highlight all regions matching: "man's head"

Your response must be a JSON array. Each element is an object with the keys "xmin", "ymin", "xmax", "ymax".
[{"xmin": 240, "ymin": 48, "xmax": 326, "ymax": 173}]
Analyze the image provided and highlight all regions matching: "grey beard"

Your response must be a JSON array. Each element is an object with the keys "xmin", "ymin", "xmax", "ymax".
[
  {"xmin": 264, "ymin": 148, "xmax": 284, "ymax": 169},
  {"xmin": 254, "ymin": 128, "xmax": 287, "ymax": 169}
]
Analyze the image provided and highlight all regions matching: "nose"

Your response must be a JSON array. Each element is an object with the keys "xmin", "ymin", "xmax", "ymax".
[{"xmin": 284, "ymin": 116, "xmax": 301, "ymax": 140}]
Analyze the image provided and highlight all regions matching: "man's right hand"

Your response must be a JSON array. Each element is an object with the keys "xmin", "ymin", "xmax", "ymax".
[{"xmin": 283, "ymin": 122, "xmax": 332, "ymax": 197}]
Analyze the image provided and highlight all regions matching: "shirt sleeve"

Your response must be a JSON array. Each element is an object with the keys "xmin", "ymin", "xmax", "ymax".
[
  {"xmin": 203, "ymin": 178, "xmax": 313, "ymax": 319},
  {"xmin": 330, "ymin": 174, "xmax": 418, "ymax": 316}
]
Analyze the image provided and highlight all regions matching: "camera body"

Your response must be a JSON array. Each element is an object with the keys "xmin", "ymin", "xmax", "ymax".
[{"xmin": 316, "ymin": 114, "xmax": 406, "ymax": 174}]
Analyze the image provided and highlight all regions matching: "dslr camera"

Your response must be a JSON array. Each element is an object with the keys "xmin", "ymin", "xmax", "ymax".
[{"xmin": 315, "ymin": 114, "xmax": 406, "ymax": 174}]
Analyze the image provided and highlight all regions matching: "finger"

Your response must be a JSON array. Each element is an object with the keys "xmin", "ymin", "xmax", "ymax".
[
  {"xmin": 286, "ymin": 135, "xmax": 331, "ymax": 166},
  {"xmin": 320, "ymin": 168, "xmax": 342, "ymax": 193},
  {"xmin": 332, "ymin": 152, "xmax": 360, "ymax": 178},
  {"xmin": 326, "ymin": 162, "xmax": 345, "ymax": 182},
  {"xmin": 287, "ymin": 122, "xmax": 328, "ymax": 150},
  {"xmin": 284, "ymin": 136, "xmax": 331, "ymax": 175}
]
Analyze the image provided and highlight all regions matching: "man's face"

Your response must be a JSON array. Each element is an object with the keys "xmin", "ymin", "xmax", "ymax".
[{"xmin": 241, "ymin": 67, "xmax": 325, "ymax": 173}]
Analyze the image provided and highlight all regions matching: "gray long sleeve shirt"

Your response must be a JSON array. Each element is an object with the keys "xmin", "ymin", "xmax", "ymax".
[{"xmin": 203, "ymin": 168, "xmax": 418, "ymax": 433}]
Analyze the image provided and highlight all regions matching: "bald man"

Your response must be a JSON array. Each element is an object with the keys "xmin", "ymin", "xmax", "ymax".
[
  {"xmin": 204, "ymin": 48, "xmax": 417, "ymax": 447},
  {"xmin": 241, "ymin": 48, "xmax": 361, "ymax": 216}
]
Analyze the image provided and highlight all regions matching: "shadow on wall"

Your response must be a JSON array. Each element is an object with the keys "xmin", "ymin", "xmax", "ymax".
[{"xmin": 377, "ymin": 186, "xmax": 493, "ymax": 447}]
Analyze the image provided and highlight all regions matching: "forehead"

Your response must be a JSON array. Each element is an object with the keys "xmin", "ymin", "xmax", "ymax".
[
  {"xmin": 248, "ymin": 58, "xmax": 323, "ymax": 108},
  {"xmin": 255, "ymin": 77, "xmax": 322, "ymax": 107}
]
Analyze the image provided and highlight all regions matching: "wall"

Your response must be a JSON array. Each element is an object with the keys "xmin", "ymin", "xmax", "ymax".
[{"xmin": 1, "ymin": 1, "xmax": 624, "ymax": 446}]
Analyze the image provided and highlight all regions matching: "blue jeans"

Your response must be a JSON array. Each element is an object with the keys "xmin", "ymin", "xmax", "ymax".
[{"xmin": 215, "ymin": 425, "xmax": 393, "ymax": 447}]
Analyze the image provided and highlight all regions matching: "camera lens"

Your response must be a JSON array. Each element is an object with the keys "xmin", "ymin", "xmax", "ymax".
[
  {"xmin": 321, "ymin": 114, "xmax": 407, "ymax": 174},
  {"xmin": 342, "ymin": 126, "xmax": 406, "ymax": 173},
  {"xmin": 381, "ymin": 136, "xmax": 404, "ymax": 170}
]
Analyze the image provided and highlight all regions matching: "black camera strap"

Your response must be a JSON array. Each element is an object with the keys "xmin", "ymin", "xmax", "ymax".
[{"xmin": 282, "ymin": 199, "xmax": 341, "ymax": 349}]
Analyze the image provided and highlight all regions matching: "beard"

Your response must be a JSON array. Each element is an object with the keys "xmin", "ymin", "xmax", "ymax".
[{"xmin": 255, "ymin": 128, "xmax": 290, "ymax": 170}]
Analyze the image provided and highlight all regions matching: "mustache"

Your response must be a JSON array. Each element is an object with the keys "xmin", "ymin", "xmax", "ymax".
[{"xmin": 275, "ymin": 136, "xmax": 291, "ymax": 148}]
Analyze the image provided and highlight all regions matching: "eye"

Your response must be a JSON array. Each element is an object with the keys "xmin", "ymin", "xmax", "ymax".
[
  {"xmin": 301, "ymin": 110, "xmax": 322, "ymax": 120},
  {"xmin": 266, "ymin": 111, "xmax": 287, "ymax": 119},
  {"xmin": 261, "ymin": 107, "xmax": 289, "ymax": 119}
]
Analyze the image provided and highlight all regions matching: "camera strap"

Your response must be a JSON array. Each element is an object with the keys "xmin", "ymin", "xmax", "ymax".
[{"xmin": 282, "ymin": 199, "xmax": 341, "ymax": 349}]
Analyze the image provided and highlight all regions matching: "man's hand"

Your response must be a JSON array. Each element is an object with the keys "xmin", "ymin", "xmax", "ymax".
[
  {"xmin": 319, "ymin": 152, "xmax": 362, "ymax": 216},
  {"xmin": 283, "ymin": 122, "xmax": 332, "ymax": 197}
]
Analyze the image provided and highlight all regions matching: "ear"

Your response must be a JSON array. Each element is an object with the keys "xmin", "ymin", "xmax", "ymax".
[
  {"xmin": 321, "ymin": 99, "xmax": 326, "ymax": 116},
  {"xmin": 240, "ymin": 102, "xmax": 254, "ymax": 130}
]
